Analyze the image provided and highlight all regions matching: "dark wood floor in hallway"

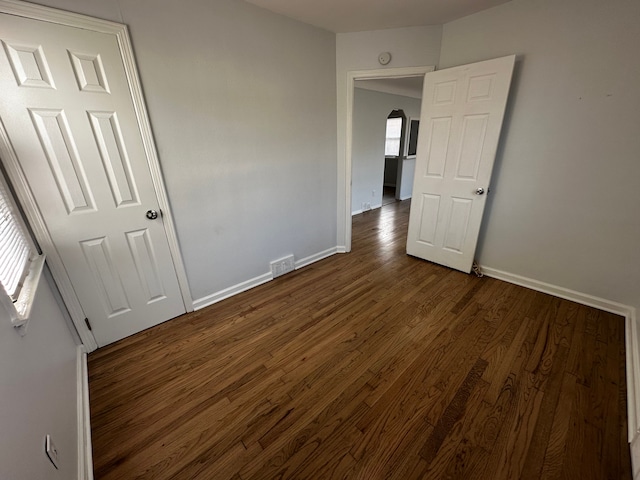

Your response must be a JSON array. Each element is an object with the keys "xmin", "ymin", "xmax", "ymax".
[{"xmin": 89, "ymin": 200, "xmax": 632, "ymax": 479}]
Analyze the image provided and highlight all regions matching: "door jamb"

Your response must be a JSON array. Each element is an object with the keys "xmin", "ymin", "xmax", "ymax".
[
  {"xmin": 0, "ymin": 0, "xmax": 194, "ymax": 351},
  {"xmin": 343, "ymin": 65, "xmax": 434, "ymax": 252}
]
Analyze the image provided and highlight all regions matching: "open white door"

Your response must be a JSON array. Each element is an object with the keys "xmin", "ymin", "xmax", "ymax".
[
  {"xmin": 0, "ymin": 12, "xmax": 187, "ymax": 346},
  {"xmin": 406, "ymin": 55, "xmax": 515, "ymax": 273}
]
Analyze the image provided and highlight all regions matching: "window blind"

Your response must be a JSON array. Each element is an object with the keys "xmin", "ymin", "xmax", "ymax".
[{"xmin": 0, "ymin": 178, "xmax": 34, "ymax": 301}]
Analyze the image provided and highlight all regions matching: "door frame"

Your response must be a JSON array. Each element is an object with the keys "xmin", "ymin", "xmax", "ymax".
[
  {"xmin": 343, "ymin": 65, "xmax": 434, "ymax": 252},
  {"xmin": 0, "ymin": 0, "xmax": 193, "ymax": 352}
]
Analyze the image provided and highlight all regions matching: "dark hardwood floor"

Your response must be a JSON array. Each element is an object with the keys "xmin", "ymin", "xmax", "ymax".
[
  {"xmin": 89, "ymin": 200, "xmax": 632, "ymax": 479},
  {"xmin": 382, "ymin": 186, "xmax": 397, "ymax": 206}
]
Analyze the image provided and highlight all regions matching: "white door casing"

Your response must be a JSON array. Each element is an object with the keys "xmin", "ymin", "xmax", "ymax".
[
  {"xmin": 343, "ymin": 65, "xmax": 435, "ymax": 252},
  {"xmin": 406, "ymin": 55, "xmax": 515, "ymax": 273},
  {"xmin": 0, "ymin": 5, "xmax": 192, "ymax": 347}
]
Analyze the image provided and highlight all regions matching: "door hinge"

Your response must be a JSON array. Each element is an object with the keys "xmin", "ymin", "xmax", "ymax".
[{"xmin": 84, "ymin": 318, "xmax": 92, "ymax": 331}]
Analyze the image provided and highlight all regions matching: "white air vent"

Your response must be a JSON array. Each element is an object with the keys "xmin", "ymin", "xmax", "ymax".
[{"xmin": 270, "ymin": 254, "xmax": 295, "ymax": 278}]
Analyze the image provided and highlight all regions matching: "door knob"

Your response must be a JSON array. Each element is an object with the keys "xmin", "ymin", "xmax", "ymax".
[
  {"xmin": 146, "ymin": 209, "xmax": 158, "ymax": 220},
  {"xmin": 475, "ymin": 187, "xmax": 485, "ymax": 195}
]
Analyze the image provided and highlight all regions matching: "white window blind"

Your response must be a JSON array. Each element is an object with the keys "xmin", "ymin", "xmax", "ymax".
[
  {"xmin": 0, "ymin": 177, "xmax": 36, "ymax": 302},
  {"xmin": 384, "ymin": 117, "xmax": 403, "ymax": 156}
]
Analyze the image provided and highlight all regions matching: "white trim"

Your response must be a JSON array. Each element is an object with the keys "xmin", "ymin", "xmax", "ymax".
[
  {"xmin": 628, "ymin": 310, "xmax": 640, "ymax": 442},
  {"xmin": 193, "ymin": 272, "xmax": 273, "ymax": 311},
  {"xmin": 481, "ymin": 265, "xmax": 640, "ymax": 442},
  {"xmin": 294, "ymin": 247, "xmax": 338, "ymax": 270},
  {"xmin": 631, "ymin": 434, "xmax": 640, "ymax": 479},
  {"xmin": 481, "ymin": 266, "xmax": 634, "ymax": 318},
  {"xmin": 114, "ymin": 23, "xmax": 193, "ymax": 312},
  {"xmin": 0, "ymin": 118, "xmax": 99, "ymax": 350},
  {"xmin": 352, "ymin": 203, "xmax": 386, "ymax": 217},
  {"xmin": 193, "ymin": 247, "xmax": 341, "ymax": 311},
  {"xmin": 77, "ymin": 346, "xmax": 93, "ymax": 480},
  {"xmin": 11, "ymin": 253, "xmax": 45, "ymax": 328},
  {"xmin": 0, "ymin": 0, "xmax": 194, "ymax": 352},
  {"xmin": 0, "ymin": 0, "xmax": 123, "ymax": 30},
  {"xmin": 336, "ymin": 246, "xmax": 348, "ymax": 254},
  {"xmin": 398, "ymin": 195, "xmax": 412, "ymax": 201},
  {"xmin": 343, "ymin": 65, "xmax": 435, "ymax": 253}
]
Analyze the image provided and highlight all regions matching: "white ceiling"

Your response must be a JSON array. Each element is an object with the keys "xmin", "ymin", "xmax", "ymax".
[
  {"xmin": 355, "ymin": 77, "xmax": 425, "ymax": 99},
  {"xmin": 244, "ymin": 0, "xmax": 511, "ymax": 33}
]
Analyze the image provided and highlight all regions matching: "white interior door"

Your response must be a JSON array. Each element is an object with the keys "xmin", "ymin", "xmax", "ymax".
[
  {"xmin": 0, "ymin": 13, "xmax": 186, "ymax": 346},
  {"xmin": 406, "ymin": 55, "xmax": 515, "ymax": 272}
]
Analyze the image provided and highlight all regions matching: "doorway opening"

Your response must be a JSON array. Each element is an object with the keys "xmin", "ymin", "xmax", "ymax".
[
  {"xmin": 342, "ymin": 65, "xmax": 434, "ymax": 252},
  {"xmin": 349, "ymin": 73, "xmax": 425, "ymax": 221},
  {"xmin": 383, "ymin": 109, "xmax": 406, "ymax": 205}
]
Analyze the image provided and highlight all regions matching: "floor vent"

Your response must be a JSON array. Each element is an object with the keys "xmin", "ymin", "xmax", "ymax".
[{"xmin": 270, "ymin": 254, "xmax": 295, "ymax": 278}]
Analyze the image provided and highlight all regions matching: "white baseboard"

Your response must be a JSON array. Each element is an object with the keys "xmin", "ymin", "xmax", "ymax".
[
  {"xmin": 77, "ymin": 346, "xmax": 93, "ymax": 480},
  {"xmin": 481, "ymin": 266, "xmax": 634, "ymax": 318},
  {"xmin": 627, "ymin": 310, "xmax": 640, "ymax": 443},
  {"xmin": 481, "ymin": 265, "xmax": 639, "ymax": 443},
  {"xmin": 193, "ymin": 272, "xmax": 273, "ymax": 311},
  {"xmin": 352, "ymin": 203, "xmax": 385, "ymax": 217},
  {"xmin": 398, "ymin": 194, "xmax": 412, "ymax": 201},
  {"xmin": 295, "ymin": 247, "xmax": 338, "ymax": 270},
  {"xmin": 336, "ymin": 246, "xmax": 348, "ymax": 254},
  {"xmin": 193, "ymin": 247, "xmax": 342, "ymax": 311},
  {"xmin": 631, "ymin": 434, "xmax": 640, "ymax": 479}
]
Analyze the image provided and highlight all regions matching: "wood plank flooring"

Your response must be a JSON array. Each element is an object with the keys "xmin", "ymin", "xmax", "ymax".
[{"xmin": 89, "ymin": 200, "xmax": 632, "ymax": 479}]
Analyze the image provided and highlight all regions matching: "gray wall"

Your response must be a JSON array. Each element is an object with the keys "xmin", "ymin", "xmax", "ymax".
[
  {"xmin": 336, "ymin": 26, "xmax": 442, "ymax": 248},
  {"xmin": 440, "ymin": 0, "xmax": 640, "ymax": 311},
  {"xmin": 0, "ymin": 275, "xmax": 78, "ymax": 480},
  {"xmin": 31, "ymin": 0, "xmax": 338, "ymax": 302},
  {"xmin": 26, "ymin": 0, "xmax": 639, "ymax": 313},
  {"xmin": 351, "ymin": 88, "xmax": 421, "ymax": 213}
]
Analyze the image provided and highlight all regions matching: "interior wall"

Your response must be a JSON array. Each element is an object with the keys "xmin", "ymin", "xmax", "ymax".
[
  {"xmin": 440, "ymin": 0, "xmax": 640, "ymax": 311},
  {"xmin": 398, "ymin": 158, "xmax": 416, "ymax": 201},
  {"xmin": 351, "ymin": 88, "xmax": 421, "ymax": 213},
  {"xmin": 336, "ymin": 26, "xmax": 442, "ymax": 248},
  {"xmin": 0, "ymin": 274, "xmax": 79, "ymax": 480},
  {"xmin": 30, "ymin": 0, "xmax": 337, "ymax": 302}
]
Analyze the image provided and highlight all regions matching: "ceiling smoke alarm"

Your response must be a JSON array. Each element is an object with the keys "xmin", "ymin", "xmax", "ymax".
[{"xmin": 378, "ymin": 52, "xmax": 392, "ymax": 65}]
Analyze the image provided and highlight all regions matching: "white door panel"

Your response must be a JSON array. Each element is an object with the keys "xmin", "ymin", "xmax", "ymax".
[
  {"xmin": 0, "ymin": 13, "xmax": 185, "ymax": 346},
  {"xmin": 407, "ymin": 56, "xmax": 515, "ymax": 272}
]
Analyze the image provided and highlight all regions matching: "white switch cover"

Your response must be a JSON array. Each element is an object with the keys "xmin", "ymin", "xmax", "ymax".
[{"xmin": 45, "ymin": 434, "xmax": 59, "ymax": 469}]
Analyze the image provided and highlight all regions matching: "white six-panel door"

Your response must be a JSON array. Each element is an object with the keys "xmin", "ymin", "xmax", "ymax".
[
  {"xmin": 406, "ymin": 56, "xmax": 515, "ymax": 272},
  {"xmin": 0, "ymin": 12, "xmax": 186, "ymax": 346}
]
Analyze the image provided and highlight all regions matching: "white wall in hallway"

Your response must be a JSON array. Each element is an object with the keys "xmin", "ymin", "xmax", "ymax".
[{"xmin": 351, "ymin": 88, "xmax": 421, "ymax": 214}]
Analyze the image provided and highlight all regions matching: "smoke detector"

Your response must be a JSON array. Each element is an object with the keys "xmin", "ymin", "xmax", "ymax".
[{"xmin": 378, "ymin": 52, "xmax": 392, "ymax": 65}]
